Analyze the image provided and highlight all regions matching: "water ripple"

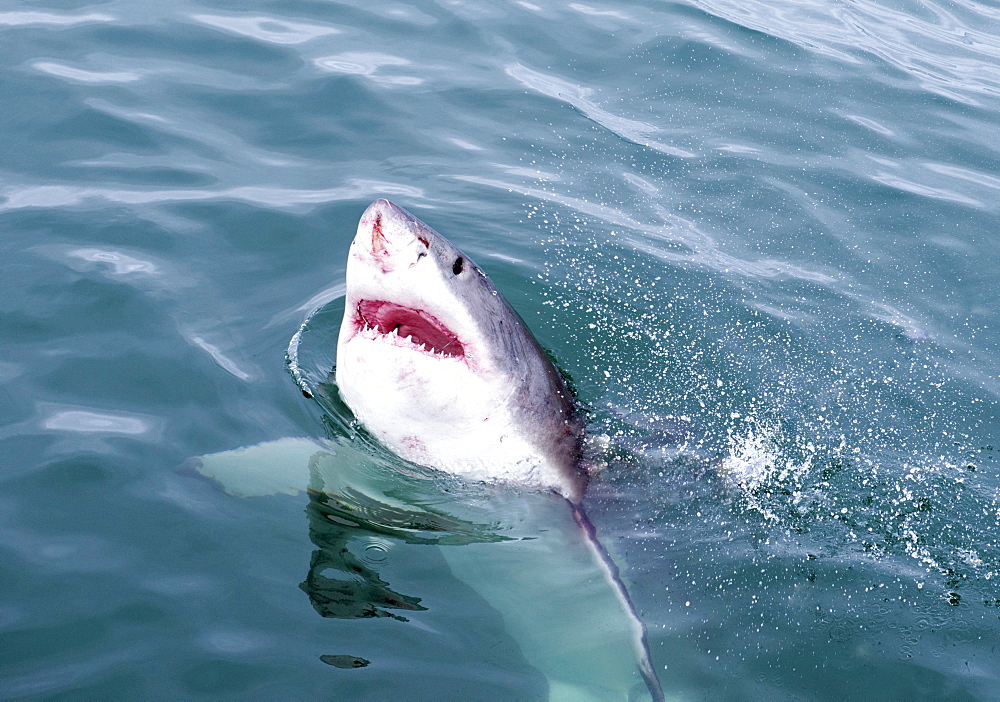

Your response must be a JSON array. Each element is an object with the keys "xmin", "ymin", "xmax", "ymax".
[
  {"xmin": 0, "ymin": 11, "xmax": 114, "ymax": 27},
  {"xmin": 68, "ymin": 248, "xmax": 160, "ymax": 276},
  {"xmin": 568, "ymin": 3, "xmax": 634, "ymax": 21},
  {"xmin": 314, "ymin": 52, "xmax": 423, "ymax": 86},
  {"xmin": 40, "ymin": 407, "xmax": 154, "ymax": 436},
  {"xmin": 506, "ymin": 63, "xmax": 696, "ymax": 158},
  {"xmin": 32, "ymin": 61, "xmax": 141, "ymax": 84},
  {"xmin": 456, "ymin": 174, "xmax": 837, "ymax": 283},
  {"xmin": 185, "ymin": 334, "xmax": 252, "ymax": 381},
  {"xmin": 191, "ymin": 13, "xmax": 340, "ymax": 44},
  {"xmin": 0, "ymin": 181, "xmax": 425, "ymax": 211},
  {"xmin": 693, "ymin": 0, "xmax": 1000, "ymax": 102},
  {"xmin": 866, "ymin": 157, "xmax": 984, "ymax": 207}
]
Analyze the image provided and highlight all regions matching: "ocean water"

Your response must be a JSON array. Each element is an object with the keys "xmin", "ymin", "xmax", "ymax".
[{"xmin": 2, "ymin": 0, "xmax": 999, "ymax": 699}]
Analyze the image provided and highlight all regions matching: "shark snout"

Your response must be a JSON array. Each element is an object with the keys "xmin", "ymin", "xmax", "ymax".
[{"xmin": 358, "ymin": 199, "xmax": 431, "ymax": 267}]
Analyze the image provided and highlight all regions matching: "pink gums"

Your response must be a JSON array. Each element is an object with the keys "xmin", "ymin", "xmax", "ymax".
[{"xmin": 355, "ymin": 299, "xmax": 465, "ymax": 358}]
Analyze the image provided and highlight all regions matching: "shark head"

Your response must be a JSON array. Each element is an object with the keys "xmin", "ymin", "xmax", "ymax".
[{"xmin": 336, "ymin": 199, "xmax": 586, "ymax": 503}]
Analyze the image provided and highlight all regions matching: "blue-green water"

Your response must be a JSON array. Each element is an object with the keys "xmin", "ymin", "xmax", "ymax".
[{"xmin": 2, "ymin": 0, "xmax": 1000, "ymax": 698}]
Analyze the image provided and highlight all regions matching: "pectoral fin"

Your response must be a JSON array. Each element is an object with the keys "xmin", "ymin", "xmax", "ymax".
[{"xmin": 189, "ymin": 437, "xmax": 323, "ymax": 497}]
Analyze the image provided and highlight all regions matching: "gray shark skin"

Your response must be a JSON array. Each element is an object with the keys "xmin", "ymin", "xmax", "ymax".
[{"xmin": 335, "ymin": 200, "xmax": 664, "ymax": 702}]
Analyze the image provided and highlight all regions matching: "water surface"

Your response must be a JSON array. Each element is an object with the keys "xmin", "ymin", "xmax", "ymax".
[{"xmin": 2, "ymin": 0, "xmax": 999, "ymax": 698}]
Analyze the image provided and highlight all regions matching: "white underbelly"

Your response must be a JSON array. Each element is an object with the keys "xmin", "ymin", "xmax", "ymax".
[{"xmin": 336, "ymin": 336, "xmax": 556, "ymax": 489}]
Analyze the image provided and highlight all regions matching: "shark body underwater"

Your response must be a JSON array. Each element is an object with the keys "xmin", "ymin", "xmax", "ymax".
[{"xmin": 194, "ymin": 200, "xmax": 665, "ymax": 701}]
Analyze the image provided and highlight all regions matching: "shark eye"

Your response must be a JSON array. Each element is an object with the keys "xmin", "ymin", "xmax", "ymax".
[{"xmin": 452, "ymin": 257, "xmax": 464, "ymax": 275}]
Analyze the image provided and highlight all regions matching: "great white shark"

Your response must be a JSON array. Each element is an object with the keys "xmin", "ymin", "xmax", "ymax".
[
  {"xmin": 192, "ymin": 200, "xmax": 666, "ymax": 701},
  {"xmin": 336, "ymin": 199, "xmax": 586, "ymax": 503},
  {"xmin": 336, "ymin": 199, "xmax": 662, "ymax": 700}
]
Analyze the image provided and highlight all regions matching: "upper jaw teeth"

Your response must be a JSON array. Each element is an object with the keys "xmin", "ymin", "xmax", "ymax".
[{"xmin": 357, "ymin": 326, "xmax": 447, "ymax": 356}]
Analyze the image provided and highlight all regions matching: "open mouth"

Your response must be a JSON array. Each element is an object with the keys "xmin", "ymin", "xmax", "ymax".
[{"xmin": 354, "ymin": 299, "xmax": 465, "ymax": 358}]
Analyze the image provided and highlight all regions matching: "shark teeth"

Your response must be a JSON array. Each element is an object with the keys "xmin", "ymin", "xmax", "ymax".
[
  {"xmin": 352, "ymin": 299, "xmax": 466, "ymax": 359},
  {"xmin": 356, "ymin": 325, "xmax": 459, "ymax": 359}
]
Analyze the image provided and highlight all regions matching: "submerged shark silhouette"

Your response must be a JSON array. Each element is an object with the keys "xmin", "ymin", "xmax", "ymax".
[{"xmin": 193, "ymin": 200, "xmax": 665, "ymax": 701}]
